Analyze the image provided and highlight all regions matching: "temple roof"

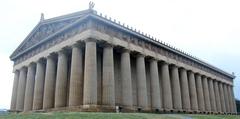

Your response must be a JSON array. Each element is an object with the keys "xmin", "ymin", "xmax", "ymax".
[{"xmin": 10, "ymin": 7, "xmax": 235, "ymax": 79}]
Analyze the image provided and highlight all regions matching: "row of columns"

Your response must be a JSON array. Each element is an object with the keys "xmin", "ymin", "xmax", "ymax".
[{"xmin": 10, "ymin": 39, "xmax": 237, "ymax": 114}]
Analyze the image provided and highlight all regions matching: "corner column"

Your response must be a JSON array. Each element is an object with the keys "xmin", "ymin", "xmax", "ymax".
[
  {"xmin": 55, "ymin": 50, "xmax": 68, "ymax": 108},
  {"xmin": 83, "ymin": 39, "xmax": 98, "ymax": 107},
  {"xmin": 24, "ymin": 63, "xmax": 36, "ymax": 111},
  {"xmin": 223, "ymin": 84, "xmax": 230, "ymax": 113},
  {"xmin": 33, "ymin": 59, "xmax": 46, "ymax": 110},
  {"xmin": 149, "ymin": 59, "xmax": 161, "ymax": 110},
  {"xmin": 136, "ymin": 54, "xmax": 148, "ymax": 110},
  {"xmin": 69, "ymin": 44, "xmax": 84, "ymax": 107},
  {"xmin": 188, "ymin": 71, "xmax": 198, "ymax": 112},
  {"xmin": 195, "ymin": 74, "xmax": 205, "ymax": 112},
  {"xmin": 227, "ymin": 85, "xmax": 234, "ymax": 113},
  {"xmin": 161, "ymin": 62, "xmax": 173, "ymax": 111},
  {"xmin": 230, "ymin": 86, "xmax": 237, "ymax": 113},
  {"xmin": 121, "ymin": 49, "xmax": 133, "ymax": 109},
  {"xmin": 10, "ymin": 70, "xmax": 20, "ymax": 111},
  {"xmin": 102, "ymin": 44, "xmax": 115, "ymax": 107},
  {"xmin": 170, "ymin": 65, "xmax": 182, "ymax": 111},
  {"xmin": 43, "ymin": 54, "xmax": 57, "ymax": 109},
  {"xmin": 16, "ymin": 67, "xmax": 27, "ymax": 111},
  {"xmin": 179, "ymin": 68, "xmax": 191, "ymax": 112}
]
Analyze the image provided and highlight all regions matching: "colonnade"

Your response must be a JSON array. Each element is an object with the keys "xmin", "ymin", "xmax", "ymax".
[{"xmin": 10, "ymin": 39, "xmax": 237, "ymax": 114}]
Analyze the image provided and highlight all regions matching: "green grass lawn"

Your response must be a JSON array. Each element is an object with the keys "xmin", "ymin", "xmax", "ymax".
[{"xmin": 0, "ymin": 112, "xmax": 239, "ymax": 119}]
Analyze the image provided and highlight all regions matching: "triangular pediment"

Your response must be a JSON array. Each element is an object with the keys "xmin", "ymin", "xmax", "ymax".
[{"xmin": 10, "ymin": 9, "xmax": 92, "ymax": 59}]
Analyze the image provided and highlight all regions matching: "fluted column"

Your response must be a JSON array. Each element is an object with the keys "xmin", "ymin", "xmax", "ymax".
[
  {"xmin": 55, "ymin": 50, "xmax": 68, "ymax": 108},
  {"xmin": 208, "ymin": 78, "xmax": 217, "ymax": 113},
  {"xmin": 170, "ymin": 65, "xmax": 182, "ymax": 111},
  {"xmin": 188, "ymin": 71, "xmax": 198, "ymax": 112},
  {"xmin": 83, "ymin": 40, "xmax": 97, "ymax": 106},
  {"xmin": 33, "ymin": 59, "xmax": 45, "ymax": 110},
  {"xmin": 24, "ymin": 63, "xmax": 36, "ymax": 111},
  {"xmin": 69, "ymin": 44, "xmax": 84, "ymax": 107},
  {"xmin": 121, "ymin": 49, "xmax": 133, "ymax": 108},
  {"xmin": 102, "ymin": 44, "xmax": 115, "ymax": 107},
  {"xmin": 10, "ymin": 70, "xmax": 19, "ymax": 111},
  {"xmin": 136, "ymin": 54, "xmax": 148, "ymax": 110},
  {"xmin": 219, "ymin": 82, "xmax": 226, "ymax": 113},
  {"xmin": 195, "ymin": 74, "xmax": 205, "ymax": 112},
  {"xmin": 16, "ymin": 67, "xmax": 27, "ymax": 111},
  {"xmin": 161, "ymin": 62, "xmax": 173, "ymax": 111},
  {"xmin": 43, "ymin": 55, "xmax": 57, "ymax": 109},
  {"xmin": 223, "ymin": 84, "xmax": 230, "ymax": 113},
  {"xmin": 230, "ymin": 86, "xmax": 237, "ymax": 113},
  {"xmin": 149, "ymin": 59, "xmax": 161, "ymax": 110},
  {"xmin": 213, "ymin": 80, "xmax": 221, "ymax": 113},
  {"xmin": 227, "ymin": 85, "xmax": 233, "ymax": 113},
  {"xmin": 179, "ymin": 68, "xmax": 191, "ymax": 112},
  {"xmin": 202, "ymin": 76, "xmax": 211, "ymax": 112}
]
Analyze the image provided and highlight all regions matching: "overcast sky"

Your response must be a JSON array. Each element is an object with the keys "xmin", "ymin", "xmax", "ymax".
[{"xmin": 0, "ymin": 0, "xmax": 239, "ymax": 109}]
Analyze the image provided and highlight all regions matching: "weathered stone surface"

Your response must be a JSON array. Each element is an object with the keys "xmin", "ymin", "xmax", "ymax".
[
  {"xmin": 83, "ymin": 40, "xmax": 97, "ymax": 106},
  {"xmin": 170, "ymin": 65, "xmax": 182, "ymax": 111},
  {"xmin": 150, "ymin": 59, "xmax": 161, "ymax": 110},
  {"xmin": 179, "ymin": 68, "xmax": 191, "ymax": 112},
  {"xmin": 55, "ymin": 50, "xmax": 68, "ymax": 108},
  {"xmin": 24, "ymin": 63, "xmax": 36, "ymax": 111},
  {"xmin": 102, "ymin": 45, "xmax": 115, "ymax": 107},
  {"xmin": 33, "ymin": 59, "xmax": 45, "ymax": 110},
  {"xmin": 69, "ymin": 45, "xmax": 84, "ymax": 107},
  {"xmin": 121, "ymin": 50, "xmax": 133, "ymax": 108},
  {"xmin": 16, "ymin": 67, "xmax": 27, "ymax": 111},
  {"xmin": 10, "ymin": 70, "xmax": 19, "ymax": 111},
  {"xmin": 43, "ymin": 55, "xmax": 57, "ymax": 109}
]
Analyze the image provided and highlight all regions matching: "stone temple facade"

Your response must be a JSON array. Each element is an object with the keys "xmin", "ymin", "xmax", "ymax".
[{"xmin": 9, "ymin": 7, "xmax": 237, "ymax": 114}]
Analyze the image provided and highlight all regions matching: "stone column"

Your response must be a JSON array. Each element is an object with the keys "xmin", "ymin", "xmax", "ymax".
[
  {"xmin": 179, "ymin": 68, "xmax": 191, "ymax": 112},
  {"xmin": 10, "ymin": 70, "xmax": 19, "ymax": 111},
  {"xmin": 219, "ymin": 82, "xmax": 226, "ymax": 113},
  {"xmin": 136, "ymin": 54, "xmax": 148, "ymax": 110},
  {"xmin": 43, "ymin": 54, "xmax": 57, "ymax": 109},
  {"xmin": 149, "ymin": 59, "xmax": 161, "ymax": 110},
  {"xmin": 223, "ymin": 84, "xmax": 230, "ymax": 113},
  {"xmin": 16, "ymin": 67, "xmax": 27, "ymax": 111},
  {"xmin": 69, "ymin": 44, "xmax": 84, "ymax": 107},
  {"xmin": 188, "ymin": 71, "xmax": 198, "ymax": 112},
  {"xmin": 55, "ymin": 50, "xmax": 68, "ymax": 108},
  {"xmin": 33, "ymin": 59, "xmax": 45, "ymax": 110},
  {"xmin": 213, "ymin": 80, "xmax": 221, "ymax": 113},
  {"xmin": 208, "ymin": 78, "xmax": 217, "ymax": 113},
  {"xmin": 230, "ymin": 86, "xmax": 237, "ymax": 113},
  {"xmin": 121, "ymin": 49, "xmax": 133, "ymax": 108},
  {"xmin": 83, "ymin": 39, "xmax": 98, "ymax": 107},
  {"xmin": 170, "ymin": 65, "xmax": 182, "ymax": 111},
  {"xmin": 227, "ymin": 85, "xmax": 233, "ymax": 113},
  {"xmin": 24, "ymin": 63, "xmax": 36, "ymax": 111},
  {"xmin": 102, "ymin": 44, "xmax": 115, "ymax": 107},
  {"xmin": 202, "ymin": 76, "xmax": 211, "ymax": 112},
  {"xmin": 161, "ymin": 62, "xmax": 173, "ymax": 111},
  {"xmin": 195, "ymin": 74, "xmax": 205, "ymax": 112}
]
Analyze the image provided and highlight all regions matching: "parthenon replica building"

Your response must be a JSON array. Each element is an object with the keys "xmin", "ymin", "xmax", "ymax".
[{"xmin": 9, "ymin": 5, "xmax": 237, "ymax": 114}]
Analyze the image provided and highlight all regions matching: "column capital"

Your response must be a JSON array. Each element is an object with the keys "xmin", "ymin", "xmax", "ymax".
[
  {"xmin": 28, "ymin": 62, "xmax": 36, "ymax": 67},
  {"xmin": 136, "ymin": 52, "xmax": 145, "ymax": 58},
  {"xmin": 149, "ymin": 57, "xmax": 158, "ymax": 62},
  {"xmin": 71, "ymin": 42, "xmax": 84, "ymax": 48},
  {"xmin": 57, "ymin": 49, "xmax": 68, "ymax": 55}
]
